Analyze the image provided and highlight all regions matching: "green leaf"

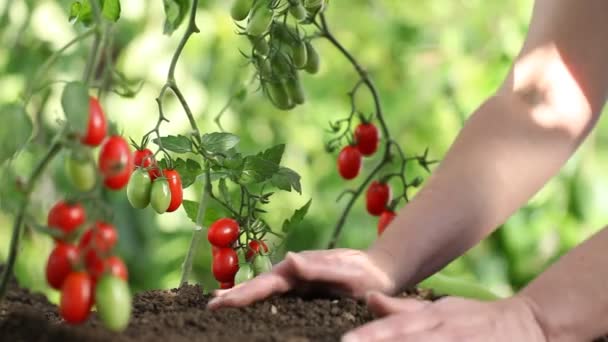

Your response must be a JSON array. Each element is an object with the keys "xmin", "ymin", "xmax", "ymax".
[
  {"xmin": 182, "ymin": 199, "xmax": 199, "ymax": 224},
  {"xmin": 257, "ymin": 144, "xmax": 285, "ymax": 165},
  {"xmin": 239, "ymin": 155, "xmax": 279, "ymax": 184},
  {"xmin": 282, "ymin": 199, "xmax": 311, "ymax": 233},
  {"xmin": 271, "ymin": 167, "xmax": 302, "ymax": 194},
  {"xmin": 218, "ymin": 178, "xmax": 231, "ymax": 207},
  {"xmin": 172, "ymin": 158, "xmax": 202, "ymax": 188},
  {"xmin": 183, "ymin": 199, "xmax": 228, "ymax": 227},
  {"xmin": 201, "ymin": 132, "xmax": 240, "ymax": 154},
  {"xmin": 152, "ymin": 135, "xmax": 192, "ymax": 154},
  {"xmin": 0, "ymin": 105, "xmax": 33, "ymax": 165},
  {"xmin": 61, "ymin": 81, "xmax": 89, "ymax": 133},
  {"xmin": 101, "ymin": 0, "xmax": 121, "ymax": 22},
  {"xmin": 69, "ymin": 1, "xmax": 93, "ymax": 25},
  {"xmin": 162, "ymin": 0, "xmax": 190, "ymax": 35}
]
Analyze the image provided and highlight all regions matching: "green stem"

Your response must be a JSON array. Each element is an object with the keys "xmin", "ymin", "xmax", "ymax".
[
  {"xmin": 83, "ymin": 31, "xmax": 102, "ymax": 84},
  {"xmin": 0, "ymin": 139, "xmax": 63, "ymax": 301},
  {"xmin": 180, "ymin": 163, "xmax": 211, "ymax": 286},
  {"xmin": 419, "ymin": 273, "xmax": 502, "ymax": 301}
]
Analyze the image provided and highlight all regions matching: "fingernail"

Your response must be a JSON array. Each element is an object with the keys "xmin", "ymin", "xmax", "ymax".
[{"xmin": 341, "ymin": 334, "xmax": 359, "ymax": 342}]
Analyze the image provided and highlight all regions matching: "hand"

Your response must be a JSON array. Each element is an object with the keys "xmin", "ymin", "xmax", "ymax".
[
  {"xmin": 208, "ymin": 248, "xmax": 396, "ymax": 309},
  {"xmin": 342, "ymin": 292, "xmax": 548, "ymax": 342}
]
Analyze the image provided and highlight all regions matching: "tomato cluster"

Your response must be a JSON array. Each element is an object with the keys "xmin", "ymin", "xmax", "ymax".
[
  {"xmin": 207, "ymin": 218, "xmax": 272, "ymax": 288},
  {"xmin": 126, "ymin": 148, "xmax": 183, "ymax": 214}
]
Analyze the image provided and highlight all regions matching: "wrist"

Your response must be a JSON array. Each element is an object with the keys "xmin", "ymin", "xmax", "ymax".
[
  {"xmin": 515, "ymin": 293, "xmax": 579, "ymax": 342},
  {"xmin": 366, "ymin": 245, "xmax": 414, "ymax": 294}
]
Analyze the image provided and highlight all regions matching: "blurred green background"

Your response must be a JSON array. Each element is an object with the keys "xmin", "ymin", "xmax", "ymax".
[{"xmin": 2, "ymin": 0, "xmax": 608, "ymax": 302}]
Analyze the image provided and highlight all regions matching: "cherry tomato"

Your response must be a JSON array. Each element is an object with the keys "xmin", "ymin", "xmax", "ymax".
[
  {"xmin": 46, "ymin": 243, "xmax": 79, "ymax": 290},
  {"xmin": 245, "ymin": 240, "xmax": 269, "ymax": 261},
  {"xmin": 127, "ymin": 169, "xmax": 152, "ymax": 209},
  {"xmin": 208, "ymin": 218, "xmax": 240, "ymax": 248},
  {"xmin": 103, "ymin": 166, "xmax": 132, "ymax": 190},
  {"xmin": 164, "ymin": 169, "xmax": 183, "ymax": 212},
  {"xmin": 212, "ymin": 248, "xmax": 239, "ymax": 282},
  {"xmin": 337, "ymin": 145, "xmax": 362, "ymax": 180},
  {"xmin": 354, "ymin": 123, "xmax": 379, "ymax": 156},
  {"xmin": 212, "ymin": 245, "xmax": 221, "ymax": 258},
  {"xmin": 60, "ymin": 272, "xmax": 93, "ymax": 324},
  {"xmin": 219, "ymin": 281, "xmax": 234, "ymax": 289},
  {"xmin": 47, "ymin": 201, "xmax": 86, "ymax": 238},
  {"xmin": 235, "ymin": 263, "xmax": 254, "ymax": 285},
  {"xmin": 81, "ymin": 97, "xmax": 107, "ymax": 147},
  {"xmin": 366, "ymin": 181, "xmax": 391, "ymax": 216},
  {"xmin": 95, "ymin": 275, "xmax": 132, "ymax": 332},
  {"xmin": 99, "ymin": 136, "xmax": 133, "ymax": 183},
  {"xmin": 252, "ymin": 254, "xmax": 272, "ymax": 275},
  {"xmin": 105, "ymin": 256, "xmax": 128, "ymax": 281},
  {"xmin": 65, "ymin": 152, "xmax": 96, "ymax": 192},
  {"xmin": 150, "ymin": 178, "xmax": 171, "ymax": 214},
  {"xmin": 79, "ymin": 222, "xmax": 118, "ymax": 254},
  {"xmin": 134, "ymin": 148, "xmax": 161, "ymax": 180},
  {"xmin": 378, "ymin": 210, "xmax": 397, "ymax": 235}
]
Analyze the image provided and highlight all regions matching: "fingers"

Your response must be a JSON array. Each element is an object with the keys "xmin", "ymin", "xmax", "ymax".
[
  {"xmin": 366, "ymin": 292, "xmax": 429, "ymax": 317},
  {"xmin": 342, "ymin": 309, "xmax": 440, "ymax": 342}
]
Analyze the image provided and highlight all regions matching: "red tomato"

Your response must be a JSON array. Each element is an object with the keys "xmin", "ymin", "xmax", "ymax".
[
  {"xmin": 81, "ymin": 97, "xmax": 107, "ymax": 147},
  {"xmin": 103, "ymin": 167, "xmax": 132, "ymax": 190},
  {"xmin": 46, "ymin": 243, "xmax": 79, "ymax": 290},
  {"xmin": 366, "ymin": 181, "xmax": 391, "ymax": 216},
  {"xmin": 99, "ymin": 136, "xmax": 133, "ymax": 180},
  {"xmin": 245, "ymin": 240, "xmax": 269, "ymax": 261},
  {"xmin": 84, "ymin": 251, "xmax": 106, "ymax": 282},
  {"xmin": 219, "ymin": 281, "xmax": 234, "ymax": 289},
  {"xmin": 208, "ymin": 218, "xmax": 240, "ymax": 248},
  {"xmin": 60, "ymin": 272, "xmax": 93, "ymax": 324},
  {"xmin": 337, "ymin": 146, "xmax": 362, "ymax": 180},
  {"xmin": 105, "ymin": 256, "xmax": 128, "ymax": 281},
  {"xmin": 354, "ymin": 123, "xmax": 379, "ymax": 156},
  {"xmin": 134, "ymin": 148, "xmax": 161, "ymax": 179},
  {"xmin": 47, "ymin": 201, "xmax": 86, "ymax": 238},
  {"xmin": 212, "ymin": 248, "xmax": 239, "ymax": 282},
  {"xmin": 211, "ymin": 245, "xmax": 221, "ymax": 258},
  {"xmin": 164, "ymin": 169, "xmax": 183, "ymax": 212},
  {"xmin": 378, "ymin": 210, "xmax": 397, "ymax": 235},
  {"xmin": 79, "ymin": 222, "xmax": 118, "ymax": 253}
]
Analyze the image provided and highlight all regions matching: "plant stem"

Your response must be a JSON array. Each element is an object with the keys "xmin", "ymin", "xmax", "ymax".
[
  {"xmin": 318, "ymin": 13, "xmax": 394, "ymax": 248},
  {"xmin": 180, "ymin": 163, "xmax": 211, "ymax": 286},
  {"xmin": 0, "ymin": 139, "xmax": 63, "ymax": 301}
]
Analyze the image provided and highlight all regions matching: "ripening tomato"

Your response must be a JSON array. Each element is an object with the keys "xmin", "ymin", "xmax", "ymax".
[
  {"xmin": 81, "ymin": 97, "xmax": 107, "ymax": 147},
  {"xmin": 105, "ymin": 256, "xmax": 128, "ymax": 281},
  {"xmin": 164, "ymin": 169, "xmax": 183, "ymax": 212},
  {"xmin": 219, "ymin": 281, "xmax": 234, "ymax": 289},
  {"xmin": 46, "ymin": 243, "xmax": 79, "ymax": 290},
  {"xmin": 65, "ymin": 152, "xmax": 96, "ymax": 192},
  {"xmin": 337, "ymin": 146, "xmax": 362, "ymax": 180},
  {"xmin": 245, "ymin": 240, "xmax": 269, "ymax": 261},
  {"xmin": 234, "ymin": 263, "xmax": 254, "ymax": 285},
  {"xmin": 366, "ymin": 181, "xmax": 391, "ymax": 216},
  {"xmin": 60, "ymin": 272, "xmax": 93, "ymax": 324},
  {"xmin": 208, "ymin": 218, "xmax": 240, "ymax": 248},
  {"xmin": 252, "ymin": 254, "xmax": 272, "ymax": 275},
  {"xmin": 212, "ymin": 248, "xmax": 239, "ymax": 282},
  {"xmin": 150, "ymin": 178, "xmax": 171, "ymax": 214},
  {"xmin": 355, "ymin": 123, "xmax": 379, "ymax": 156},
  {"xmin": 378, "ymin": 210, "xmax": 397, "ymax": 235},
  {"xmin": 133, "ymin": 148, "xmax": 161, "ymax": 180},
  {"xmin": 99, "ymin": 136, "xmax": 133, "ymax": 182},
  {"xmin": 47, "ymin": 201, "xmax": 86, "ymax": 238},
  {"xmin": 95, "ymin": 275, "xmax": 132, "ymax": 332}
]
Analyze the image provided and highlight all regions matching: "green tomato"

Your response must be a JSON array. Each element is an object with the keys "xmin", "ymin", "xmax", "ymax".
[
  {"xmin": 65, "ymin": 152, "xmax": 96, "ymax": 192},
  {"xmin": 304, "ymin": 0, "xmax": 325, "ymax": 14},
  {"xmin": 249, "ymin": 35, "xmax": 269, "ymax": 56},
  {"xmin": 271, "ymin": 52, "xmax": 293, "ymax": 79},
  {"xmin": 150, "ymin": 178, "xmax": 171, "ymax": 214},
  {"xmin": 127, "ymin": 169, "xmax": 152, "ymax": 209},
  {"xmin": 266, "ymin": 81, "xmax": 294, "ymax": 110},
  {"xmin": 234, "ymin": 263, "xmax": 254, "ymax": 285},
  {"xmin": 231, "ymin": 0, "xmax": 252, "ymax": 21},
  {"xmin": 255, "ymin": 55, "xmax": 272, "ymax": 79},
  {"xmin": 252, "ymin": 254, "xmax": 272, "ymax": 275},
  {"xmin": 292, "ymin": 40, "xmax": 308, "ymax": 69},
  {"xmin": 286, "ymin": 76, "xmax": 306, "ymax": 105},
  {"xmin": 246, "ymin": 1, "xmax": 273, "ymax": 36},
  {"xmin": 95, "ymin": 275, "xmax": 132, "ymax": 332},
  {"xmin": 304, "ymin": 41, "xmax": 320, "ymax": 74},
  {"xmin": 289, "ymin": 2, "xmax": 307, "ymax": 21}
]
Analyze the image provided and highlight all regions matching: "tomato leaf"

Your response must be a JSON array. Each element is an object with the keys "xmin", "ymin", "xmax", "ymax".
[
  {"xmin": 183, "ymin": 199, "xmax": 228, "ymax": 226},
  {"xmin": 61, "ymin": 81, "xmax": 89, "ymax": 134},
  {"xmin": 172, "ymin": 158, "xmax": 202, "ymax": 188},
  {"xmin": 68, "ymin": 0, "xmax": 121, "ymax": 25},
  {"xmin": 162, "ymin": 0, "xmax": 190, "ymax": 35},
  {"xmin": 0, "ymin": 105, "xmax": 33, "ymax": 165},
  {"xmin": 200, "ymin": 132, "xmax": 240, "ymax": 154},
  {"xmin": 282, "ymin": 199, "xmax": 312, "ymax": 233},
  {"xmin": 152, "ymin": 135, "xmax": 192, "ymax": 154},
  {"xmin": 239, "ymin": 155, "xmax": 279, "ymax": 184},
  {"xmin": 257, "ymin": 144, "xmax": 285, "ymax": 165},
  {"xmin": 271, "ymin": 167, "xmax": 302, "ymax": 194},
  {"xmin": 101, "ymin": 0, "xmax": 121, "ymax": 22}
]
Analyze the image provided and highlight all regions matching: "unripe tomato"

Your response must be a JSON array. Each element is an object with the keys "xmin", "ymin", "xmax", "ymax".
[
  {"xmin": 246, "ymin": 1, "xmax": 273, "ymax": 36},
  {"xmin": 212, "ymin": 248, "xmax": 239, "ymax": 282},
  {"xmin": 127, "ymin": 169, "xmax": 152, "ymax": 209},
  {"xmin": 47, "ymin": 201, "xmax": 86, "ymax": 238},
  {"xmin": 95, "ymin": 275, "xmax": 132, "ymax": 332},
  {"xmin": 234, "ymin": 263, "xmax": 254, "ymax": 285},
  {"xmin": 105, "ymin": 256, "xmax": 129, "ymax": 281},
  {"xmin": 245, "ymin": 240, "xmax": 269, "ymax": 261},
  {"xmin": 355, "ymin": 123, "xmax": 380, "ymax": 156},
  {"xmin": 165, "ymin": 169, "xmax": 183, "ymax": 212},
  {"xmin": 150, "ymin": 178, "xmax": 171, "ymax": 214},
  {"xmin": 252, "ymin": 254, "xmax": 272, "ymax": 275},
  {"xmin": 46, "ymin": 242, "xmax": 79, "ymax": 290},
  {"xmin": 99, "ymin": 136, "xmax": 133, "ymax": 181},
  {"xmin": 267, "ymin": 81, "xmax": 294, "ymax": 110},
  {"xmin": 249, "ymin": 35, "xmax": 270, "ymax": 56},
  {"xmin": 304, "ymin": 41, "xmax": 320, "ymax": 74},
  {"xmin": 219, "ymin": 281, "xmax": 234, "ymax": 289},
  {"xmin": 65, "ymin": 152, "xmax": 96, "ymax": 192},
  {"xmin": 289, "ymin": 1, "xmax": 307, "ymax": 21},
  {"xmin": 81, "ymin": 97, "xmax": 107, "ymax": 147},
  {"xmin": 208, "ymin": 218, "xmax": 240, "ymax": 248},
  {"xmin": 378, "ymin": 210, "xmax": 397, "ymax": 235},
  {"xmin": 286, "ymin": 77, "xmax": 306, "ymax": 105},
  {"xmin": 231, "ymin": 0, "xmax": 252, "ymax": 21},
  {"xmin": 337, "ymin": 146, "xmax": 362, "ymax": 180},
  {"xmin": 60, "ymin": 272, "xmax": 93, "ymax": 324},
  {"xmin": 366, "ymin": 181, "xmax": 391, "ymax": 216},
  {"xmin": 292, "ymin": 40, "xmax": 308, "ymax": 69}
]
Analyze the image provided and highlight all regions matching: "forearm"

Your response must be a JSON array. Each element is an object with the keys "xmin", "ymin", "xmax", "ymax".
[{"xmin": 518, "ymin": 227, "xmax": 608, "ymax": 342}]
